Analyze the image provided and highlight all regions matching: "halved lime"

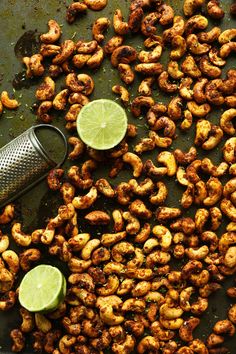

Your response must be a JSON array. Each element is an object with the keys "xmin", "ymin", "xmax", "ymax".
[
  {"xmin": 19, "ymin": 265, "xmax": 66, "ymax": 313},
  {"xmin": 77, "ymin": 99, "xmax": 128, "ymax": 150}
]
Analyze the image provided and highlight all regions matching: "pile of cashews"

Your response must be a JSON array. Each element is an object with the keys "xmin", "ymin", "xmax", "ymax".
[{"xmin": 1, "ymin": 0, "xmax": 236, "ymax": 353}]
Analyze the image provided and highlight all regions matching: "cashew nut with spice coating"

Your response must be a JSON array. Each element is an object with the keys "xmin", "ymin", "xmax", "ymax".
[
  {"xmin": 97, "ymin": 295, "xmax": 124, "ymax": 325},
  {"xmin": 207, "ymin": 0, "xmax": 225, "ymax": 19},
  {"xmin": 157, "ymin": 151, "xmax": 177, "ymax": 177},
  {"xmin": 123, "ymin": 152, "xmax": 143, "ymax": 177},
  {"xmin": 113, "ymin": 9, "xmax": 129, "ymax": 35},
  {"xmin": 40, "ymin": 19, "xmax": 61, "ymax": 43},
  {"xmin": 129, "ymin": 199, "xmax": 152, "ymax": 219},
  {"xmin": 181, "ymin": 56, "xmax": 201, "ymax": 78},
  {"xmin": 104, "ymin": 36, "xmax": 124, "ymax": 54},
  {"xmin": 72, "ymin": 187, "xmax": 97, "ymax": 209},
  {"xmin": 223, "ymin": 137, "xmax": 236, "ymax": 164},
  {"xmin": 163, "ymin": 16, "xmax": 185, "ymax": 43},
  {"xmin": 1, "ymin": 91, "xmax": 19, "ymax": 110},
  {"xmin": 149, "ymin": 181, "xmax": 168, "ymax": 205},
  {"xmin": 118, "ymin": 64, "xmax": 135, "ymax": 84},
  {"xmin": 123, "ymin": 211, "xmax": 140, "ymax": 235},
  {"xmin": 52, "ymin": 40, "xmax": 75, "ymax": 64},
  {"xmin": 183, "ymin": 0, "xmax": 205, "ymax": 16},
  {"xmin": 170, "ymin": 35, "xmax": 186, "ymax": 59},
  {"xmin": 11, "ymin": 223, "xmax": 31, "ymax": 247},
  {"xmin": 84, "ymin": 0, "xmax": 107, "ymax": 11},
  {"xmin": 220, "ymin": 108, "xmax": 236, "ymax": 136},
  {"xmin": 137, "ymin": 336, "xmax": 160, "ymax": 353},
  {"xmin": 112, "ymin": 85, "xmax": 130, "ymax": 106},
  {"xmin": 111, "ymin": 45, "xmax": 137, "ymax": 67}
]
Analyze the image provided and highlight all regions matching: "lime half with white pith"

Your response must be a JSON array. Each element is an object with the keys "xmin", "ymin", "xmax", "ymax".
[
  {"xmin": 19, "ymin": 265, "xmax": 66, "ymax": 313},
  {"xmin": 77, "ymin": 99, "xmax": 128, "ymax": 150}
]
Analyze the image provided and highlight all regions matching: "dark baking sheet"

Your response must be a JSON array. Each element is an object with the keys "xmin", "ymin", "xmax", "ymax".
[{"xmin": 0, "ymin": 0, "xmax": 235, "ymax": 352}]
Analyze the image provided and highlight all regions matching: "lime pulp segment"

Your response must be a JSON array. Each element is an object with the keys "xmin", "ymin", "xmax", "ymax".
[
  {"xmin": 77, "ymin": 99, "xmax": 128, "ymax": 150},
  {"xmin": 19, "ymin": 265, "xmax": 66, "ymax": 313}
]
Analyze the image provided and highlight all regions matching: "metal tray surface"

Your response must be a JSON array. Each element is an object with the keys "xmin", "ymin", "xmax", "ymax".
[{"xmin": 0, "ymin": 0, "xmax": 235, "ymax": 353}]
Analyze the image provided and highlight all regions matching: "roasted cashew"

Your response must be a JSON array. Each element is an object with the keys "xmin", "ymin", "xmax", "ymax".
[
  {"xmin": 220, "ymin": 42, "xmax": 236, "ymax": 58},
  {"xmin": 35, "ymin": 76, "xmax": 55, "ymax": 101},
  {"xmin": 111, "ymin": 45, "xmax": 137, "ymax": 67},
  {"xmin": 201, "ymin": 125, "xmax": 221, "ymax": 151},
  {"xmin": 104, "ymin": 35, "xmax": 124, "ymax": 54},
  {"xmin": 112, "ymin": 85, "xmax": 130, "ymax": 106},
  {"xmin": 52, "ymin": 40, "xmax": 75, "ymax": 64},
  {"xmin": 0, "ymin": 204, "xmax": 14, "ymax": 225},
  {"xmin": 1, "ymin": 91, "xmax": 19, "ymax": 109},
  {"xmin": 219, "ymin": 28, "xmax": 236, "ymax": 44},
  {"xmin": 207, "ymin": 0, "xmax": 225, "ymax": 19},
  {"xmin": 48, "ymin": 63, "xmax": 63, "ymax": 77},
  {"xmin": 72, "ymin": 54, "xmax": 91, "ymax": 69},
  {"xmin": 134, "ymin": 136, "xmax": 155, "ymax": 154},
  {"xmin": 167, "ymin": 61, "xmax": 184, "ymax": 79},
  {"xmin": 137, "ymin": 336, "xmax": 160, "ymax": 353},
  {"xmin": 68, "ymin": 137, "xmax": 84, "ymax": 160},
  {"xmin": 84, "ymin": 0, "xmax": 107, "ymax": 10},
  {"xmin": 223, "ymin": 137, "xmax": 236, "ymax": 164},
  {"xmin": 138, "ymin": 77, "xmax": 155, "ymax": 96},
  {"xmin": 72, "ymin": 186, "xmax": 97, "ymax": 209},
  {"xmin": 183, "ymin": 0, "xmax": 205, "ymax": 16},
  {"xmin": 2, "ymin": 250, "xmax": 19, "ymax": 274},
  {"xmin": 135, "ymin": 63, "xmax": 163, "ymax": 75},
  {"xmin": 187, "ymin": 34, "xmax": 211, "ymax": 55},
  {"xmin": 156, "ymin": 207, "xmax": 182, "ymax": 223},
  {"xmin": 198, "ymin": 26, "xmax": 221, "ymax": 43},
  {"xmin": 129, "ymin": 199, "xmax": 152, "ymax": 219},
  {"xmin": 181, "ymin": 56, "xmax": 201, "ymax": 78},
  {"xmin": 10, "ymin": 329, "xmax": 25, "ymax": 353},
  {"xmin": 85, "ymin": 211, "xmax": 110, "ymax": 225},
  {"xmin": 209, "ymin": 48, "xmax": 226, "ymax": 67},
  {"xmin": 112, "ymin": 335, "xmax": 135, "ymax": 354},
  {"xmin": 37, "ymin": 101, "xmax": 53, "ymax": 123},
  {"xmin": 138, "ymin": 45, "xmax": 162, "ymax": 63},
  {"xmin": 158, "ymin": 71, "xmax": 178, "ymax": 93},
  {"xmin": 170, "ymin": 35, "xmax": 186, "ymax": 59},
  {"xmin": 179, "ymin": 77, "xmax": 194, "ymax": 100},
  {"xmin": 220, "ymin": 108, "xmax": 236, "ymax": 136},
  {"xmin": 158, "ymin": 3, "xmax": 174, "ymax": 25},
  {"xmin": 152, "ymin": 225, "xmax": 172, "ymax": 250},
  {"xmin": 213, "ymin": 319, "xmax": 235, "ymax": 336},
  {"xmin": 113, "ymin": 9, "xmax": 129, "ymax": 35},
  {"xmin": 92, "ymin": 17, "xmax": 110, "ymax": 43},
  {"xmin": 19, "ymin": 248, "xmax": 41, "ymax": 272},
  {"xmin": 157, "ymin": 151, "xmax": 177, "ymax": 176},
  {"xmin": 97, "ymin": 295, "xmax": 124, "ymax": 325},
  {"xmin": 163, "ymin": 16, "xmax": 185, "ymax": 43},
  {"xmin": 228, "ymin": 304, "xmax": 236, "ymax": 324},
  {"xmin": 11, "ymin": 223, "xmax": 31, "ymax": 247},
  {"xmin": 118, "ymin": 63, "xmax": 135, "ymax": 84},
  {"xmin": 199, "ymin": 57, "xmax": 222, "ymax": 79},
  {"xmin": 203, "ymin": 177, "xmax": 223, "ymax": 206},
  {"xmin": 40, "ymin": 19, "xmax": 61, "ymax": 43},
  {"xmin": 20, "ymin": 308, "xmax": 34, "ymax": 333},
  {"xmin": 128, "ymin": 7, "xmax": 143, "ymax": 33},
  {"xmin": 205, "ymin": 79, "xmax": 224, "ymax": 106},
  {"xmin": 66, "ymin": 2, "xmax": 87, "ymax": 24},
  {"xmin": 184, "ymin": 15, "xmax": 208, "ymax": 36},
  {"xmin": 129, "ymin": 178, "xmax": 154, "ymax": 196},
  {"xmin": 141, "ymin": 12, "xmax": 160, "ymax": 37},
  {"xmin": 123, "ymin": 152, "xmax": 143, "ymax": 177}
]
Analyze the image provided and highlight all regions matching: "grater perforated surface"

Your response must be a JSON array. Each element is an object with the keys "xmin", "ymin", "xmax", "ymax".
[{"xmin": 0, "ymin": 128, "xmax": 55, "ymax": 207}]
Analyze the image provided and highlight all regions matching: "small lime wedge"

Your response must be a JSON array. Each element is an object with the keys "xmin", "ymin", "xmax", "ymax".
[
  {"xmin": 77, "ymin": 99, "xmax": 128, "ymax": 150},
  {"xmin": 19, "ymin": 265, "xmax": 66, "ymax": 313}
]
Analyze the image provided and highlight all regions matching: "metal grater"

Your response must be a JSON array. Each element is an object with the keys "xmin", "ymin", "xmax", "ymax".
[{"xmin": 0, "ymin": 124, "xmax": 68, "ymax": 208}]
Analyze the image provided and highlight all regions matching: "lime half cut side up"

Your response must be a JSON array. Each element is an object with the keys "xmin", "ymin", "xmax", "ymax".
[
  {"xmin": 19, "ymin": 265, "xmax": 66, "ymax": 313},
  {"xmin": 77, "ymin": 99, "xmax": 128, "ymax": 150}
]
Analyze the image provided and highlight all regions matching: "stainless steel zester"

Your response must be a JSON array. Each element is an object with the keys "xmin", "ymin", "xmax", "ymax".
[{"xmin": 0, "ymin": 124, "xmax": 68, "ymax": 208}]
